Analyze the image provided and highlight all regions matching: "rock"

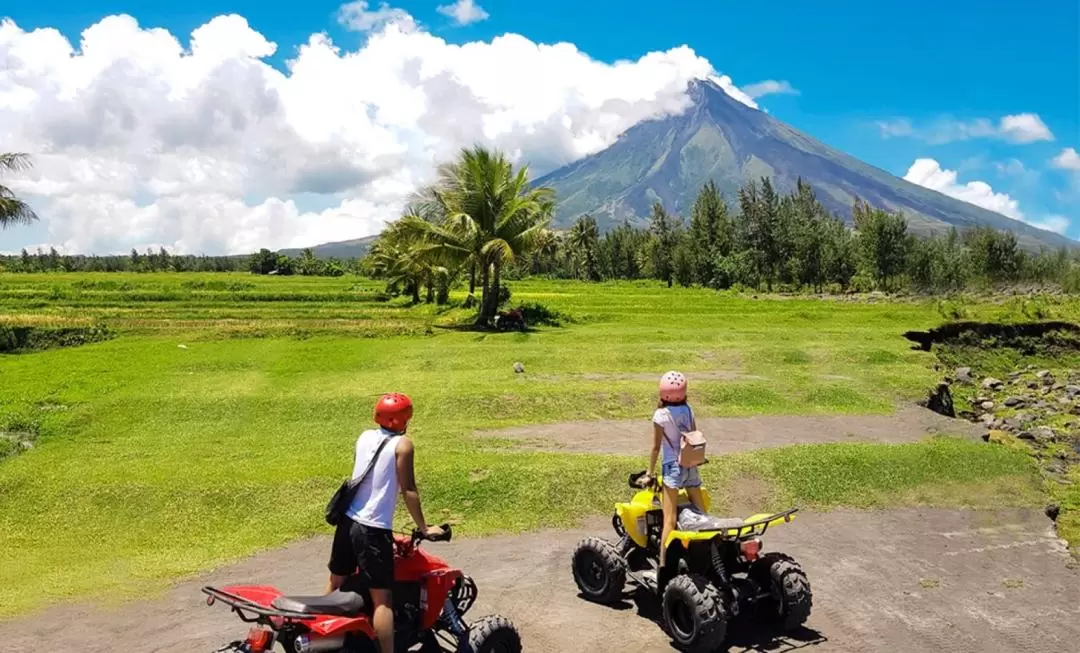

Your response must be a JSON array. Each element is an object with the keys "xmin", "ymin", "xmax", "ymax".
[
  {"xmin": 974, "ymin": 396, "xmax": 990, "ymax": 404},
  {"xmin": 1053, "ymin": 383, "xmax": 1065, "ymax": 391},
  {"xmin": 984, "ymin": 429, "xmax": 1011, "ymax": 445},
  {"xmin": 923, "ymin": 382, "xmax": 955, "ymax": 418},
  {"xmin": 178, "ymin": 344, "xmax": 188, "ymax": 349},
  {"xmin": 980, "ymin": 401, "xmax": 995, "ymax": 411},
  {"xmin": 982, "ymin": 377, "xmax": 1004, "ymax": 390},
  {"xmin": 1046, "ymin": 504, "xmax": 1061, "ymax": 521},
  {"xmin": 1066, "ymin": 385, "xmax": 1080, "ymax": 397},
  {"xmin": 979, "ymin": 412, "xmax": 995, "ymax": 426},
  {"xmin": 1018, "ymin": 426, "xmax": 1056, "ymax": 443},
  {"xmin": 1027, "ymin": 381, "xmax": 1039, "ymax": 390},
  {"xmin": 1003, "ymin": 396, "xmax": 1025, "ymax": 408},
  {"xmin": 1008, "ymin": 371, "xmax": 1021, "ymax": 380},
  {"xmin": 513, "ymin": 362, "xmax": 525, "ymax": 374},
  {"xmin": 954, "ymin": 367, "xmax": 973, "ymax": 384},
  {"xmin": 1036, "ymin": 370, "xmax": 1052, "ymax": 379},
  {"xmin": 1071, "ymin": 405, "xmax": 1080, "ymax": 416}
]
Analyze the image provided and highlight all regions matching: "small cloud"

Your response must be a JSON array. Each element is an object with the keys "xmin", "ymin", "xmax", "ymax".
[
  {"xmin": 875, "ymin": 118, "xmax": 914, "ymax": 138},
  {"xmin": 875, "ymin": 114, "xmax": 1054, "ymax": 145},
  {"xmin": 1052, "ymin": 147, "xmax": 1080, "ymax": 171},
  {"xmin": 337, "ymin": 1, "xmax": 415, "ymax": 32},
  {"xmin": 436, "ymin": 0, "xmax": 489, "ymax": 26},
  {"xmin": 999, "ymin": 113, "xmax": 1054, "ymax": 144},
  {"xmin": 1029, "ymin": 215, "xmax": 1070, "ymax": 235},
  {"xmin": 742, "ymin": 79, "xmax": 799, "ymax": 99},
  {"xmin": 904, "ymin": 157, "xmax": 1022, "ymax": 219}
]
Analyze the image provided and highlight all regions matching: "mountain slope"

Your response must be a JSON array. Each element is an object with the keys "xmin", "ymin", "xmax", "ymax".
[
  {"xmin": 279, "ymin": 235, "xmax": 378, "ymax": 260},
  {"xmin": 534, "ymin": 79, "xmax": 1072, "ymax": 251}
]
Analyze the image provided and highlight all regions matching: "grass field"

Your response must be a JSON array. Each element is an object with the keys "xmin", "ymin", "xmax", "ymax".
[{"xmin": 0, "ymin": 273, "xmax": 1066, "ymax": 617}]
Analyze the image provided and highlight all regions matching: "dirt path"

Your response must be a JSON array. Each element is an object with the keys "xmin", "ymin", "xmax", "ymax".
[
  {"xmin": 4, "ymin": 507, "xmax": 1076, "ymax": 653},
  {"xmin": 475, "ymin": 405, "xmax": 984, "ymax": 455}
]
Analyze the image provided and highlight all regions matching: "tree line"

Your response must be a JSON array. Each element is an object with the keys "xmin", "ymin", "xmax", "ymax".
[{"xmin": 504, "ymin": 178, "xmax": 1078, "ymax": 294}]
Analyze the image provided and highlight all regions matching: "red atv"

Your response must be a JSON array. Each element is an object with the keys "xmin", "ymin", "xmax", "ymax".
[{"xmin": 202, "ymin": 524, "xmax": 520, "ymax": 653}]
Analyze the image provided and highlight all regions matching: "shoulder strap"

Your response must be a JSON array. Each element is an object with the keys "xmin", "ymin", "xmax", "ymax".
[
  {"xmin": 688, "ymin": 405, "xmax": 697, "ymax": 431},
  {"xmin": 346, "ymin": 434, "xmax": 395, "ymax": 490}
]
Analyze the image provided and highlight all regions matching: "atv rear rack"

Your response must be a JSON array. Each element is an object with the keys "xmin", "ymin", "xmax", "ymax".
[
  {"xmin": 202, "ymin": 586, "xmax": 317, "ymax": 623},
  {"xmin": 722, "ymin": 507, "xmax": 799, "ymax": 538}
]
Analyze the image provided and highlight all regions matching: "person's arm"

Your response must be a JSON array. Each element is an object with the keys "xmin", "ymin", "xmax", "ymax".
[
  {"xmin": 648, "ymin": 422, "xmax": 663, "ymax": 479},
  {"xmin": 396, "ymin": 437, "xmax": 442, "ymax": 536}
]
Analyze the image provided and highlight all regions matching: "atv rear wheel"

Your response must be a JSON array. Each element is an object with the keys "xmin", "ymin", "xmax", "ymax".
[
  {"xmin": 467, "ymin": 615, "xmax": 522, "ymax": 653},
  {"xmin": 571, "ymin": 537, "xmax": 627, "ymax": 604},
  {"xmin": 751, "ymin": 552, "xmax": 813, "ymax": 631}
]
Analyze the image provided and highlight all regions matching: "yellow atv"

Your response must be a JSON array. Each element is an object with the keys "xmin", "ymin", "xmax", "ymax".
[{"xmin": 571, "ymin": 471, "xmax": 812, "ymax": 652}]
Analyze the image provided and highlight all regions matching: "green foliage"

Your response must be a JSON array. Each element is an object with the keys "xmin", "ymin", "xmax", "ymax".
[{"xmin": 0, "ymin": 324, "xmax": 114, "ymax": 353}]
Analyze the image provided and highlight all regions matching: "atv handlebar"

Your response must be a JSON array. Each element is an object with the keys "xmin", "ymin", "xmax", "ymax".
[
  {"xmin": 410, "ymin": 523, "xmax": 453, "ymax": 546},
  {"xmin": 629, "ymin": 470, "xmax": 660, "ymax": 492}
]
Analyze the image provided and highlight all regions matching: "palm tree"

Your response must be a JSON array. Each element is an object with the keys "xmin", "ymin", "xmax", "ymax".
[
  {"xmin": 420, "ymin": 146, "xmax": 554, "ymax": 324},
  {"xmin": 1, "ymin": 153, "xmax": 38, "ymax": 229}
]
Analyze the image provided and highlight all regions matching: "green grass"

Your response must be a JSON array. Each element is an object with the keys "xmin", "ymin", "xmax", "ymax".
[{"xmin": 0, "ymin": 273, "xmax": 1061, "ymax": 617}]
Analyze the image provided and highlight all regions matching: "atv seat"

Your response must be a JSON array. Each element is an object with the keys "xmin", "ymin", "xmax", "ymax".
[
  {"xmin": 272, "ymin": 591, "xmax": 366, "ymax": 617},
  {"xmin": 676, "ymin": 506, "xmax": 745, "ymax": 532}
]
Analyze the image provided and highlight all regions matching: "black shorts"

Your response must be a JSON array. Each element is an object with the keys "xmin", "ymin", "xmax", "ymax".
[{"xmin": 328, "ymin": 520, "xmax": 394, "ymax": 589}]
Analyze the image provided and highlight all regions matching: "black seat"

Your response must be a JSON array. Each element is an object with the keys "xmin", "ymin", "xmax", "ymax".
[{"xmin": 272, "ymin": 591, "xmax": 366, "ymax": 616}]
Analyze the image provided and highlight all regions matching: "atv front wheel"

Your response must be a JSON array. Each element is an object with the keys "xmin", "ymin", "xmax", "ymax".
[
  {"xmin": 571, "ymin": 537, "xmax": 627, "ymax": 604},
  {"xmin": 467, "ymin": 615, "xmax": 522, "ymax": 653},
  {"xmin": 661, "ymin": 573, "xmax": 727, "ymax": 653},
  {"xmin": 751, "ymin": 552, "xmax": 813, "ymax": 631}
]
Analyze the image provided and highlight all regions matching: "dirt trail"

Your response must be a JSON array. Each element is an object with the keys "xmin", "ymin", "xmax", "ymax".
[
  {"xmin": 475, "ymin": 405, "xmax": 985, "ymax": 455},
  {"xmin": 4, "ymin": 507, "xmax": 1076, "ymax": 653}
]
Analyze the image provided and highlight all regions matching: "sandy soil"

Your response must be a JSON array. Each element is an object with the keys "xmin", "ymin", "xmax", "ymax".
[
  {"xmin": 474, "ymin": 405, "xmax": 985, "ymax": 455},
  {"xmin": 3, "ymin": 507, "xmax": 1076, "ymax": 653}
]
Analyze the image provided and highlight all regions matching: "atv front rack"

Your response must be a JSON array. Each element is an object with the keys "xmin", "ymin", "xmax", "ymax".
[{"xmin": 202, "ymin": 586, "xmax": 317, "ymax": 623}]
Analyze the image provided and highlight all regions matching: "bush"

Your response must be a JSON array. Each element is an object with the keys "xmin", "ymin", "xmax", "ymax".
[
  {"xmin": 0, "ymin": 324, "xmax": 114, "ymax": 353},
  {"xmin": 517, "ymin": 302, "xmax": 577, "ymax": 327}
]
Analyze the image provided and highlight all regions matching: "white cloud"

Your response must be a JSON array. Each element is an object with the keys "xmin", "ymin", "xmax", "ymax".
[
  {"xmin": 876, "ymin": 114, "xmax": 1055, "ymax": 144},
  {"xmin": 742, "ymin": 79, "xmax": 798, "ymax": 99},
  {"xmin": 903, "ymin": 158, "xmax": 1069, "ymax": 234},
  {"xmin": 1029, "ymin": 215, "xmax": 1070, "ymax": 235},
  {"xmin": 436, "ymin": 0, "xmax": 489, "ymax": 26},
  {"xmin": 0, "ymin": 9, "xmax": 761, "ymax": 254},
  {"xmin": 337, "ymin": 1, "xmax": 416, "ymax": 32},
  {"xmin": 999, "ymin": 113, "xmax": 1054, "ymax": 144},
  {"xmin": 904, "ymin": 158, "xmax": 1024, "ymax": 219},
  {"xmin": 1052, "ymin": 147, "xmax": 1080, "ymax": 171}
]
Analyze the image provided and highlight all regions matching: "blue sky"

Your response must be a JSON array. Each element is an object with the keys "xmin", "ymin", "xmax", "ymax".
[{"xmin": 2, "ymin": 0, "xmax": 1078, "ymax": 249}]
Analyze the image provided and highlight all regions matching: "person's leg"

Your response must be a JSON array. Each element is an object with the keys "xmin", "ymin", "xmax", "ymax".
[
  {"xmin": 683, "ymin": 468, "xmax": 706, "ymax": 513},
  {"xmin": 326, "ymin": 521, "xmax": 356, "ymax": 593},
  {"xmin": 353, "ymin": 522, "xmax": 396, "ymax": 653},
  {"xmin": 369, "ymin": 588, "xmax": 394, "ymax": 653}
]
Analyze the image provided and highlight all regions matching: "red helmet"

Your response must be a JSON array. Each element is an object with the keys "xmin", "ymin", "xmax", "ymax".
[{"xmin": 374, "ymin": 393, "xmax": 413, "ymax": 433}]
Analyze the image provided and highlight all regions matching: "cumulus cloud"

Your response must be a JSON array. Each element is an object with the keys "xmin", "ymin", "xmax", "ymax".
[
  {"xmin": 436, "ymin": 0, "xmax": 489, "ymax": 26},
  {"xmin": 903, "ymin": 158, "xmax": 1068, "ymax": 234},
  {"xmin": 337, "ymin": 1, "xmax": 416, "ymax": 32},
  {"xmin": 1052, "ymin": 147, "xmax": 1080, "ymax": 171},
  {"xmin": 742, "ymin": 80, "xmax": 798, "ymax": 99},
  {"xmin": 0, "ymin": 8, "xmax": 761, "ymax": 254},
  {"xmin": 876, "ymin": 114, "xmax": 1055, "ymax": 144}
]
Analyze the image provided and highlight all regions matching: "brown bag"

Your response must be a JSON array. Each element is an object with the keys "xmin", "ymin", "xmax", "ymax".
[{"xmin": 675, "ymin": 406, "xmax": 707, "ymax": 468}]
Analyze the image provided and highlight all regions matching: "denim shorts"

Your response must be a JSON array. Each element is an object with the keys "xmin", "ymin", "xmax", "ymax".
[{"xmin": 661, "ymin": 460, "xmax": 702, "ymax": 489}]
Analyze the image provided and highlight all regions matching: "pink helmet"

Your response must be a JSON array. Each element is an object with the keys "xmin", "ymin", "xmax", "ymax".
[{"xmin": 659, "ymin": 370, "xmax": 687, "ymax": 403}]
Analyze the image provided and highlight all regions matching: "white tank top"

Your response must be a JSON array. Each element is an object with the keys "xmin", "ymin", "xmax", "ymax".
[{"xmin": 345, "ymin": 428, "xmax": 401, "ymax": 530}]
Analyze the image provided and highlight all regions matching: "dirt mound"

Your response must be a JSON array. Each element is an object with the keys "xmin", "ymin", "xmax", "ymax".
[
  {"xmin": 475, "ymin": 405, "xmax": 984, "ymax": 455},
  {"xmin": 3, "ymin": 508, "xmax": 1075, "ymax": 652}
]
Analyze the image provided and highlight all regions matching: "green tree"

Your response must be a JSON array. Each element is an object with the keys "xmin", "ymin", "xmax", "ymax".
[
  {"xmin": 648, "ymin": 201, "xmax": 680, "ymax": 287},
  {"xmin": 0, "ymin": 153, "xmax": 38, "ymax": 230},
  {"xmin": 687, "ymin": 181, "xmax": 732, "ymax": 286},
  {"xmin": 419, "ymin": 146, "xmax": 553, "ymax": 324},
  {"xmin": 853, "ymin": 199, "xmax": 908, "ymax": 290},
  {"xmin": 568, "ymin": 215, "xmax": 601, "ymax": 281}
]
